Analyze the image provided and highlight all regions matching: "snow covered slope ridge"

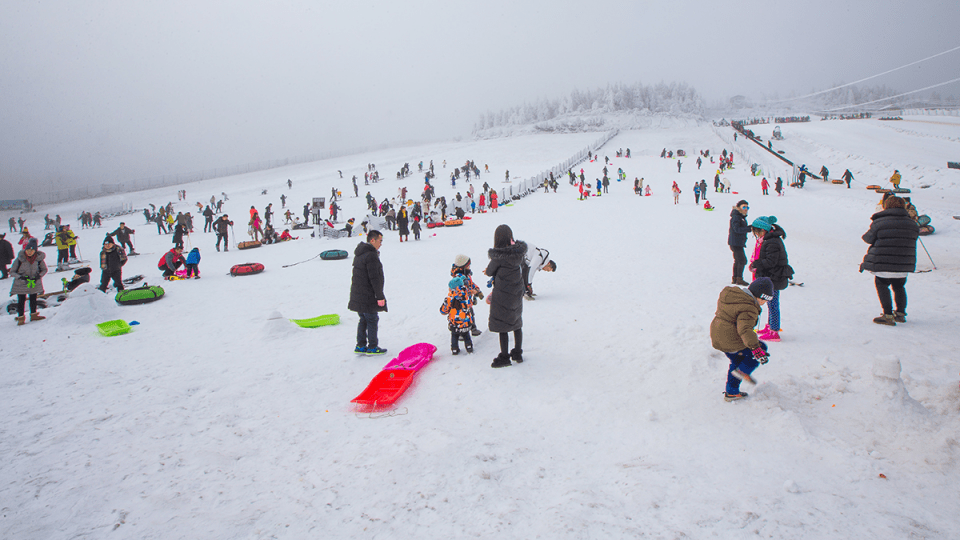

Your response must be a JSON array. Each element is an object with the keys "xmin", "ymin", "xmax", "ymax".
[{"xmin": 1, "ymin": 120, "xmax": 958, "ymax": 539}]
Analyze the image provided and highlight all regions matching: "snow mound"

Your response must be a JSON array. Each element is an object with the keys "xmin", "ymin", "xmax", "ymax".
[{"xmin": 53, "ymin": 283, "xmax": 123, "ymax": 325}]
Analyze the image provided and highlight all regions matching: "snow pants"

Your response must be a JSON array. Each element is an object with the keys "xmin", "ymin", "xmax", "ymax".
[
  {"xmin": 725, "ymin": 342, "xmax": 768, "ymax": 394},
  {"xmin": 99, "ymin": 269, "xmax": 124, "ymax": 292}
]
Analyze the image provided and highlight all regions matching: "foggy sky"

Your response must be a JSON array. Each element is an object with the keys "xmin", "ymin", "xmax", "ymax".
[{"xmin": 2, "ymin": 0, "xmax": 958, "ymax": 198}]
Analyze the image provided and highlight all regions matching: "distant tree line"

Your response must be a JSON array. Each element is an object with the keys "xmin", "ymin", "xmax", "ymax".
[{"xmin": 473, "ymin": 82, "xmax": 703, "ymax": 133}]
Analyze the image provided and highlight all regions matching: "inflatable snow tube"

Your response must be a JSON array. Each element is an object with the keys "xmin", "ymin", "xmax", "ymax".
[
  {"xmin": 444, "ymin": 219, "xmax": 463, "ymax": 227},
  {"xmin": 831, "ymin": 179, "xmax": 844, "ymax": 185},
  {"xmin": 866, "ymin": 185, "xmax": 881, "ymax": 190},
  {"xmin": 875, "ymin": 188, "xmax": 892, "ymax": 193},
  {"xmin": 116, "ymin": 285, "xmax": 165, "ymax": 305},
  {"xmin": 426, "ymin": 222, "xmax": 444, "ymax": 229},
  {"xmin": 237, "ymin": 240, "xmax": 262, "ymax": 250},
  {"xmin": 320, "ymin": 250, "xmax": 348, "ymax": 261},
  {"xmin": 893, "ymin": 188, "xmax": 911, "ymax": 194},
  {"xmin": 919, "ymin": 225, "xmax": 935, "ymax": 236},
  {"xmin": 230, "ymin": 262, "xmax": 264, "ymax": 276}
]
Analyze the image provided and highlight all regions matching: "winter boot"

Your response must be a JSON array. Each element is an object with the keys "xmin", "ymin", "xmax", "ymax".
[
  {"xmin": 30, "ymin": 312, "xmax": 46, "ymax": 322},
  {"xmin": 733, "ymin": 277, "xmax": 749, "ymax": 286},
  {"xmin": 510, "ymin": 348, "xmax": 523, "ymax": 364},
  {"xmin": 470, "ymin": 327, "xmax": 482, "ymax": 337},
  {"xmin": 894, "ymin": 311, "xmax": 907, "ymax": 323},
  {"xmin": 491, "ymin": 353, "xmax": 512, "ymax": 368},
  {"xmin": 465, "ymin": 343, "xmax": 473, "ymax": 354},
  {"xmin": 451, "ymin": 347, "xmax": 460, "ymax": 356},
  {"xmin": 16, "ymin": 316, "xmax": 25, "ymax": 326},
  {"xmin": 873, "ymin": 314, "xmax": 896, "ymax": 326},
  {"xmin": 723, "ymin": 391, "xmax": 749, "ymax": 402}
]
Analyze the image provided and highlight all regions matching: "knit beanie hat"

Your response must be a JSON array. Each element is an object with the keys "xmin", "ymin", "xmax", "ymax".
[
  {"xmin": 453, "ymin": 254, "xmax": 470, "ymax": 268},
  {"xmin": 748, "ymin": 277, "xmax": 774, "ymax": 301},
  {"xmin": 26, "ymin": 237, "xmax": 38, "ymax": 250},
  {"xmin": 448, "ymin": 275, "xmax": 465, "ymax": 290},
  {"xmin": 103, "ymin": 235, "xmax": 114, "ymax": 245},
  {"xmin": 751, "ymin": 216, "xmax": 776, "ymax": 231}
]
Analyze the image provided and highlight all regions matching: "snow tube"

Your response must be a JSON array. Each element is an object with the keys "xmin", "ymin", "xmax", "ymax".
[
  {"xmin": 237, "ymin": 240, "xmax": 261, "ymax": 250},
  {"xmin": 866, "ymin": 185, "xmax": 881, "ymax": 190},
  {"xmin": 831, "ymin": 179, "xmax": 844, "ymax": 184},
  {"xmin": 444, "ymin": 219, "xmax": 463, "ymax": 227},
  {"xmin": 115, "ymin": 285, "xmax": 165, "ymax": 305},
  {"xmin": 7, "ymin": 299, "xmax": 48, "ymax": 314},
  {"xmin": 894, "ymin": 188, "xmax": 911, "ymax": 194},
  {"xmin": 875, "ymin": 188, "xmax": 892, "ymax": 193},
  {"xmin": 230, "ymin": 262, "xmax": 264, "ymax": 276},
  {"xmin": 426, "ymin": 222, "xmax": 444, "ymax": 229},
  {"xmin": 320, "ymin": 250, "xmax": 348, "ymax": 261},
  {"xmin": 919, "ymin": 225, "xmax": 935, "ymax": 236}
]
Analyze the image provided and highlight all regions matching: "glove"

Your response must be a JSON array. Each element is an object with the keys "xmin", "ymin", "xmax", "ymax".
[
  {"xmin": 475, "ymin": 290, "xmax": 484, "ymax": 300},
  {"xmin": 752, "ymin": 347, "xmax": 769, "ymax": 364}
]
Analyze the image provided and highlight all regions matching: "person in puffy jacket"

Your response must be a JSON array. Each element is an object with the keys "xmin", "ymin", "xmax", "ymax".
[
  {"xmin": 98, "ymin": 235, "xmax": 127, "ymax": 292},
  {"xmin": 728, "ymin": 200, "xmax": 751, "ymax": 285},
  {"xmin": 710, "ymin": 277, "xmax": 773, "ymax": 401},
  {"xmin": 485, "ymin": 225, "xmax": 525, "ymax": 367},
  {"xmin": 9, "ymin": 237, "xmax": 47, "ymax": 325},
  {"xmin": 859, "ymin": 196, "xmax": 919, "ymax": 325},
  {"xmin": 0, "ymin": 233, "xmax": 14, "ymax": 279},
  {"xmin": 348, "ymin": 230, "xmax": 387, "ymax": 355},
  {"xmin": 440, "ymin": 275, "xmax": 475, "ymax": 355},
  {"xmin": 749, "ymin": 217, "xmax": 793, "ymax": 341},
  {"xmin": 158, "ymin": 247, "xmax": 185, "ymax": 279},
  {"xmin": 185, "ymin": 247, "xmax": 201, "ymax": 278}
]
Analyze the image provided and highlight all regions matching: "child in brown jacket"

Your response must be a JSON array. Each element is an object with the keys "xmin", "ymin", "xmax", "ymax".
[{"xmin": 710, "ymin": 277, "xmax": 773, "ymax": 401}]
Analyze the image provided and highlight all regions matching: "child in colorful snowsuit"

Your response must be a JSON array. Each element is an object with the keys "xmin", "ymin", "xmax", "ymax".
[
  {"xmin": 709, "ymin": 277, "xmax": 773, "ymax": 401},
  {"xmin": 450, "ymin": 255, "xmax": 484, "ymax": 337},
  {"xmin": 440, "ymin": 275, "xmax": 475, "ymax": 355},
  {"xmin": 185, "ymin": 247, "xmax": 201, "ymax": 278}
]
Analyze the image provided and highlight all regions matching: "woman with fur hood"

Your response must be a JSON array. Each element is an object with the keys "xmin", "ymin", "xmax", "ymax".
[{"xmin": 484, "ymin": 225, "xmax": 525, "ymax": 368}]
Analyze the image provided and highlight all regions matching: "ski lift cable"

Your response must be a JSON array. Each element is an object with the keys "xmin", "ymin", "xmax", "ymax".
[
  {"xmin": 817, "ymin": 76, "xmax": 960, "ymax": 112},
  {"xmin": 767, "ymin": 44, "xmax": 960, "ymax": 104}
]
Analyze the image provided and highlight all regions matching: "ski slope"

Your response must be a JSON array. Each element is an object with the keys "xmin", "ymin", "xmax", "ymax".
[{"xmin": 2, "ymin": 122, "xmax": 959, "ymax": 539}]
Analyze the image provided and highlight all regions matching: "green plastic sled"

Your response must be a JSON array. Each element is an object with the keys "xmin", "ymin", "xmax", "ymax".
[
  {"xmin": 97, "ymin": 319, "xmax": 132, "ymax": 337},
  {"xmin": 290, "ymin": 314, "xmax": 341, "ymax": 328}
]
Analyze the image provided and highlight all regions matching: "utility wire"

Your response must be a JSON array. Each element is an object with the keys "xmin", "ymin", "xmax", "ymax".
[
  {"xmin": 769, "ymin": 44, "xmax": 960, "ymax": 104},
  {"xmin": 818, "ymin": 76, "xmax": 960, "ymax": 112}
]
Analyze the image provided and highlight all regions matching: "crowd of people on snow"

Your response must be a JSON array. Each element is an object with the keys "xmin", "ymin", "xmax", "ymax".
[{"xmin": 2, "ymin": 146, "xmax": 927, "ymax": 404}]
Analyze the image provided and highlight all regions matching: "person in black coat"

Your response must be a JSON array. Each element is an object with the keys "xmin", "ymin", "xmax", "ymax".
[
  {"xmin": 348, "ymin": 230, "xmax": 387, "ymax": 354},
  {"xmin": 859, "ymin": 196, "xmax": 919, "ymax": 325},
  {"xmin": 749, "ymin": 217, "xmax": 793, "ymax": 335},
  {"xmin": 98, "ymin": 236, "xmax": 127, "ymax": 292},
  {"xmin": 110, "ymin": 222, "xmax": 137, "ymax": 254},
  {"xmin": 0, "ymin": 233, "xmax": 14, "ymax": 279},
  {"xmin": 728, "ymin": 200, "xmax": 750, "ymax": 285},
  {"xmin": 484, "ymin": 224, "xmax": 526, "ymax": 368}
]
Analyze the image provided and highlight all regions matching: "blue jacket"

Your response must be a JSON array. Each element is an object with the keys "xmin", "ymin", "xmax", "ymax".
[{"xmin": 186, "ymin": 248, "xmax": 201, "ymax": 265}]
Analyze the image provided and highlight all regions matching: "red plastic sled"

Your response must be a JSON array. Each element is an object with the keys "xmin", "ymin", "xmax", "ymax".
[{"xmin": 352, "ymin": 343, "xmax": 437, "ymax": 408}]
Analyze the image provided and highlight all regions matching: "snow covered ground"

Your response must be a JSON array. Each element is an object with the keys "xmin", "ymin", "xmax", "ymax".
[{"xmin": 2, "ymin": 121, "xmax": 959, "ymax": 539}]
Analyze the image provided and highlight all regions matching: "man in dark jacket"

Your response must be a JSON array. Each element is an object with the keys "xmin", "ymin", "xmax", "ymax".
[
  {"xmin": 859, "ymin": 196, "xmax": 919, "ymax": 325},
  {"xmin": 348, "ymin": 230, "xmax": 387, "ymax": 355},
  {"xmin": 214, "ymin": 215, "xmax": 233, "ymax": 252},
  {"xmin": 203, "ymin": 206, "xmax": 214, "ymax": 232},
  {"xmin": 0, "ymin": 233, "xmax": 14, "ymax": 279},
  {"xmin": 728, "ymin": 200, "xmax": 751, "ymax": 285},
  {"xmin": 110, "ymin": 222, "xmax": 137, "ymax": 254},
  {"xmin": 98, "ymin": 236, "xmax": 127, "ymax": 292}
]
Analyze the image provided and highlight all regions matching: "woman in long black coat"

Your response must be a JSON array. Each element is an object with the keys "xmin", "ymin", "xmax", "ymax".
[
  {"xmin": 485, "ymin": 224, "xmax": 526, "ymax": 368},
  {"xmin": 859, "ymin": 196, "xmax": 919, "ymax": 325}
]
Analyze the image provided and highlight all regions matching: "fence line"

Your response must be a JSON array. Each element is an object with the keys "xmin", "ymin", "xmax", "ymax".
[{"xmin": 496, "ymin": 129, "xmax": 619, "ymax": 203}]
